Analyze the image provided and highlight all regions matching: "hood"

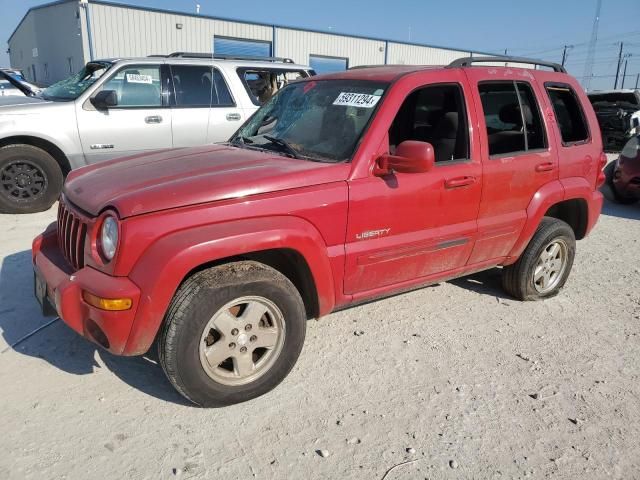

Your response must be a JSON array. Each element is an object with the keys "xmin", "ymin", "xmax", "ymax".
[{"xmin": 64, "ymin": 145, "xmax": 350, "ymax": 217}]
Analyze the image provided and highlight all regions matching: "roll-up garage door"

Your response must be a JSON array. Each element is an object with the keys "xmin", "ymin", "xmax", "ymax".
[{"xmin": 213, "ymin": 37, "xmax": 272, "ymax": 57}]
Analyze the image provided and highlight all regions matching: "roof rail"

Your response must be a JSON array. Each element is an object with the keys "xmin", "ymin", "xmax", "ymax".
[
  {"xmin": 162, "ymin": 52, "xmax": 295, "ymax": 63},
  {"xmin": 448, "ymin": 56, "xmax": 566, "ymax": 73}
]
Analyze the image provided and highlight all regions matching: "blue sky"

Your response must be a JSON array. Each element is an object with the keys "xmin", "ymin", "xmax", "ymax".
[{"xmin": 2, "ymin": 0, "xmax": 639, "ymax": 90}]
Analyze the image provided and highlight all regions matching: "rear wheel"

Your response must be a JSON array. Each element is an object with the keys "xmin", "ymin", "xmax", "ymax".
[
  {"xmin": 502, "ymin": 217, "xmax": 576, "ymax": 301},
  {"xmin": 0, "ymin": 144, "xmax": 63, "ymax": 214},
  {"xmin": 159, "ymin": 261, "xmax": 307, "ymax": 407}
]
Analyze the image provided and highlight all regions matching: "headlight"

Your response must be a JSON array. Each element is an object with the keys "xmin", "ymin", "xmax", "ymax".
[{"xmin": 100, "ymin": 216, "xmax": 119, "ymax": 261}]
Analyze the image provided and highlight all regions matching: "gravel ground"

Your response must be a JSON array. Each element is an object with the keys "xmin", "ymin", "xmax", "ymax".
[{"xmin": 1, "ymin": 158, "xmax": 639, "ymax": 479}]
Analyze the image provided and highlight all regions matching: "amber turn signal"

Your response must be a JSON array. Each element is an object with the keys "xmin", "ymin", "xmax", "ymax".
[{"xmin": 82, "ymin": 291, "xmax": 132, "ymax": 311}]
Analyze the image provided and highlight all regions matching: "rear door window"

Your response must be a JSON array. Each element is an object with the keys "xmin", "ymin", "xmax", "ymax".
[
  {"xmin": 546, "ymin": 84, "xmax": 589, "ymax": 144},
  {"xmin": 170, "ymin": 65, "xmax": 212, "ymax": 107},
  {"xmin": 478, "ymin": 81, "xmax": 547, "ymax": 156}
]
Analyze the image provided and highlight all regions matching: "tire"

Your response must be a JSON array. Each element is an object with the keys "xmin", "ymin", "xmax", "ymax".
[
  {"xmin": 605, "ymin": 160, "xmax": 639, "ymax": 205},
  {"xmin": 159, "ymin": 261, "xmax": 307, "ymax": 407},
  {"xmin": 0, "ymin": 144, "xmax": 63, "ymax": 214},
  {"xmin": 502, "ymin": 217, "xmax": 576, "ymax": 301}
]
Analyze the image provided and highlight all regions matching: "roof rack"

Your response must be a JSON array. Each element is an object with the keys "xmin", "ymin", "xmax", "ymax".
[
  {"xmin": 160, "ymin": 52, "xmax": 295, "ymax": 63},
  {"xmin": 448, "ymin": 56, "xmax": 566, "ymax": 73}
]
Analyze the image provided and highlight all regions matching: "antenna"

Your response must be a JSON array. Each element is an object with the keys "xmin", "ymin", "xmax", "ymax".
[{"xmin": 582, "ymin": 0, "xmax": 602, "ymax": 91}]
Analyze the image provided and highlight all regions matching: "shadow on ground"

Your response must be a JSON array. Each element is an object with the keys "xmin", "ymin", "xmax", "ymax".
[
  {"xmin": 599, "ymin": 184, "xmax": 640, "ymax": 221},
  {"xmin": 449, "ymin": 267, "xmax": 511, "ymax": 300},
  {"xmin": 0, "ymin": 250, "xmax": 190, "ymax": 406}
]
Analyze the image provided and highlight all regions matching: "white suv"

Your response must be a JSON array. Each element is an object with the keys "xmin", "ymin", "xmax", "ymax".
[{"xmin": 0, "ymin": 53, "xmax": 313, "ymax": 213}]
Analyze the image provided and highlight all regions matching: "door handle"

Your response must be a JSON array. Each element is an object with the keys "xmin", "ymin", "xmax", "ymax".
[
  {"xmin": 226, "ymin": 112, "xmax": 241, "ymax": 121},
  {"xmin": 145, "ymin": 115, "xmax": 162, "ymax": 124},
  {"xmin": 535, "ymin": 162, "xmax": 555, "ymax": 172},
  {"xmin": 444, "ymin": 176, "xmax": 476, "ymax": 189}
]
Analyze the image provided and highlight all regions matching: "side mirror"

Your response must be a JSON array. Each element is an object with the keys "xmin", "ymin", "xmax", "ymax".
[
  {"xmin": 91, "ymin": 90, "xmax": 118, "ymax": 110},
  {"xmin": 373, "ymin": 140, "xmax": 435, "ymax": 176}
]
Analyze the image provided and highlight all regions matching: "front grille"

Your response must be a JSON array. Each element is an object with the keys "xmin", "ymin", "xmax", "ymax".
[{"xmin": 57, "ymin": 199, "xmax": 88, "ymax": 270}]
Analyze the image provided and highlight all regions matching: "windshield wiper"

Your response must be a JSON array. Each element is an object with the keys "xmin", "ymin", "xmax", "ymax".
[{"xmin": 263, "ymin": 135, "xmax": 300, "ymax": 159}]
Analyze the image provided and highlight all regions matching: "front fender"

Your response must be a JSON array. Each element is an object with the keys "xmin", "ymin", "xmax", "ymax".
[{"xmin": 124, "ymin": 216, "xmax": 336, "ymax": 355}]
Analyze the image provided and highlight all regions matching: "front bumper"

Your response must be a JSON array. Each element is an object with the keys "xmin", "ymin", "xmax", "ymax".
[{"xmin": 32, "ymin": 226, "xmax": 141, "ymax": 355}]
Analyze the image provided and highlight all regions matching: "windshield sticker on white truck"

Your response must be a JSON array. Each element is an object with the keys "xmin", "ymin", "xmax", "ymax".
[
  {"xmin": 333, "ymin": 92, "xmax": 381, "ymax": 108},
  {"xmin": 126, "ymin": 73, "xmax": 153, "ymax": 84}
]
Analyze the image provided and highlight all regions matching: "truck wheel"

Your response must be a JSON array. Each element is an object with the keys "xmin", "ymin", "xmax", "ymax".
[
  {"xmin": 0, "ymin": 144, "xmax": 63, "ymax": 214},
  {"xmin": 502, "ymin": 217, "xmax": 576, "ymax": 301},
  {"xmin": 159, "ymin": 261, "xmax": 307, "ymax": 407}
]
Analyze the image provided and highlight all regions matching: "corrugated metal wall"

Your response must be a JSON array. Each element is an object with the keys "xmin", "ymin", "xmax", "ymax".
[
  {"xmin": 9, "ymin": 1, "xmax": 506, "ymax": 83},
  {"xmin": 88, "ymin": 3, "xmax": 480, "ymax": 68},
  {"xmin": 275, "ymin": 28, "xmax": 385, "ymax": 67},
  {"xmin": 387, "ymin": 43, "xmax": 470, "ymax": 65},
  {"xmin": 8, "ymin": 1, "xmax": 84, "ymax": 84},
  {"xmin": 89, "ymin": 3, "xmax": 272, "ymax": 59}
]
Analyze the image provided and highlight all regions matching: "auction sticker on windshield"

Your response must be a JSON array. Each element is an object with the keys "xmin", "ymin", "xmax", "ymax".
[
  {"xmin": 126, "ymin": 73, "xmax": 153, "ymax": 84},
  {"xmin": 333, "ymin": 92, "xmax": 381, "ymax": 108}
]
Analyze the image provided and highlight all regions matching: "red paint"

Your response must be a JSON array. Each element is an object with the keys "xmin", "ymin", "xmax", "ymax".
[{"xmin": 32, "ymin": 64, "xmax": 604, "ymax": 356}]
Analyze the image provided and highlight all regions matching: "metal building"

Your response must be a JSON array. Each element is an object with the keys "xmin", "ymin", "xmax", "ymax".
[{"xmin": 7, "ymin": 0, "xmax": 497, "ymax": 85}]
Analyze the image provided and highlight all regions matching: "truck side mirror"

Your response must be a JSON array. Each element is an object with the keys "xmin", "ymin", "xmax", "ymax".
[
  {"xmin": 374, "ymin": 140, "xmax": 435, "ymax": 176},
  {"xmin": 91, "ymin": 90, "xmax": 118, "ymax": 110}
]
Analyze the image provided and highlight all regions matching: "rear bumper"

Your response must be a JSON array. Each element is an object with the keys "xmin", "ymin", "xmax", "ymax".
[
  {"xmin": 586, "ymin": 189, "xmax": 604, "ymax": 236},
  {"xmin": 32, "ymin": 227, "xmax": 141, "ymax": 355}
]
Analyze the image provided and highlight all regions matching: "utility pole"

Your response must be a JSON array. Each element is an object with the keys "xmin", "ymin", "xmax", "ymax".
[
  {"xmin": 636, "ymin": 73, "xmax": 639, "ymax": 89},
  {"xmin": 561, "ymin": 45, "xmax": 573, "ymax": 67},
  {"xmin": 621, "ymin": 54, "xmax": 631, "ymax": 89},
  {"xmin": 582, "ymin": 0, "xmax": 601, "ymax": 91},
  {"xmin": 614, "ymin": 42, "xmax": 624, "ymax": 89}
]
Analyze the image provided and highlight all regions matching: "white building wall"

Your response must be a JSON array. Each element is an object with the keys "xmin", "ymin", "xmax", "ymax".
[
  {"xmin": 275, "ymin": 28, "xmax": 385, "ymax": 67},
  {"xmin": 89, "ymin": 3, "xmax": 272, "ymax": 59},
  {"xmin": 387, "ymin": 43, "xmax": 470, "ymax": 65},
  {"xmin": 8, "ymin": 1, "xmax": 84, "ymax": 84}
]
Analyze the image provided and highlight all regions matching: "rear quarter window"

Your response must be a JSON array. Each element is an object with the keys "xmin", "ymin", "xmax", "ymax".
[{"xmin": 545, "ymin": 84, "xmax": 590, "ymax": 145}]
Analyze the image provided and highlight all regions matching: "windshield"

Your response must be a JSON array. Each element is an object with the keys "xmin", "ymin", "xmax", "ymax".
[
  {"xmin": 42, "ymin": 61, "xmax": 112, "ymax": 101},
  {"xmin": 232, "ymin": 79, "xmax": 387, "ymax": 162}
]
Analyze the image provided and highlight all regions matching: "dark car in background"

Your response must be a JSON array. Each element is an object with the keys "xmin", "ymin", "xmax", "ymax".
[
  {"xmin": 588, "ymin": 89, "xmax": 640, "ymax": 152},
  {"xmin": 606, "ymin": 134, "xmax": 640, "ymax": 204}
]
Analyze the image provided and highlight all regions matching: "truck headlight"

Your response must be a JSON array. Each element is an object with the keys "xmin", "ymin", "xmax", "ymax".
[{"xmin": 99, "ymin": 216, "xmax": 119, "ymax": 261}]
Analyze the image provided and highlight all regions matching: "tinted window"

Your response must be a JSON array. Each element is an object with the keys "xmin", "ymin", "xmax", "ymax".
[
  {"xmin": 515, "ymin": 82, "xmax": 546, "ymax": 150},
  {"xmin": 389, "ymin": 84, "xmax": 469, "ymax": 163},
  {"xmin": 546, "ymin": 85, "xmax": 589, "ymax": 144},
  {"xmin": 170, "ymin": 65, "xmax": 212, "ymax": 107},
  {"xmin": 479, "ymin": 82, "xmax": 546, "ymax": 156},
  {"xmin": 212, "ymin": 69, "xmax": 233, "ymax": 106},
  {"xmin": 101, "ymin": 66, "xmax": 162, "ymax": 107}
]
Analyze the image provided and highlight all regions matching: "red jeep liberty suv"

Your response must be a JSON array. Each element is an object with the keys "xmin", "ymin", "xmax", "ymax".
[{"xmin": 32, "ymin": 57, "xmax": 605, "ymax": 407}]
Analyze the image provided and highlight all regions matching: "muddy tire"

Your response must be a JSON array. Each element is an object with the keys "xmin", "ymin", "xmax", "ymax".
[
  {"xmin": 0, "ymin": 144, "xmax": 63, "ymax": 214},
  {"xmin": 502, "ymin": 217, "xmax": 576, "ymax": 301},
  {"xmin": 159, "ymin": 261, "xmax": 307, "ymax": 407}
]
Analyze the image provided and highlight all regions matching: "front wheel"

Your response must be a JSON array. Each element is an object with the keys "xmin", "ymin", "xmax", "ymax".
[
  {"xmin": 502, "ymin": 217, "xmax": 576, "ymax": 301},
  {"xmin": 0, "ymin": 144, "xmax": 63, "ymax": 214},
  {"xmin": 159, "ymin": 261, "xmax": 307, "ymax": 407}
]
